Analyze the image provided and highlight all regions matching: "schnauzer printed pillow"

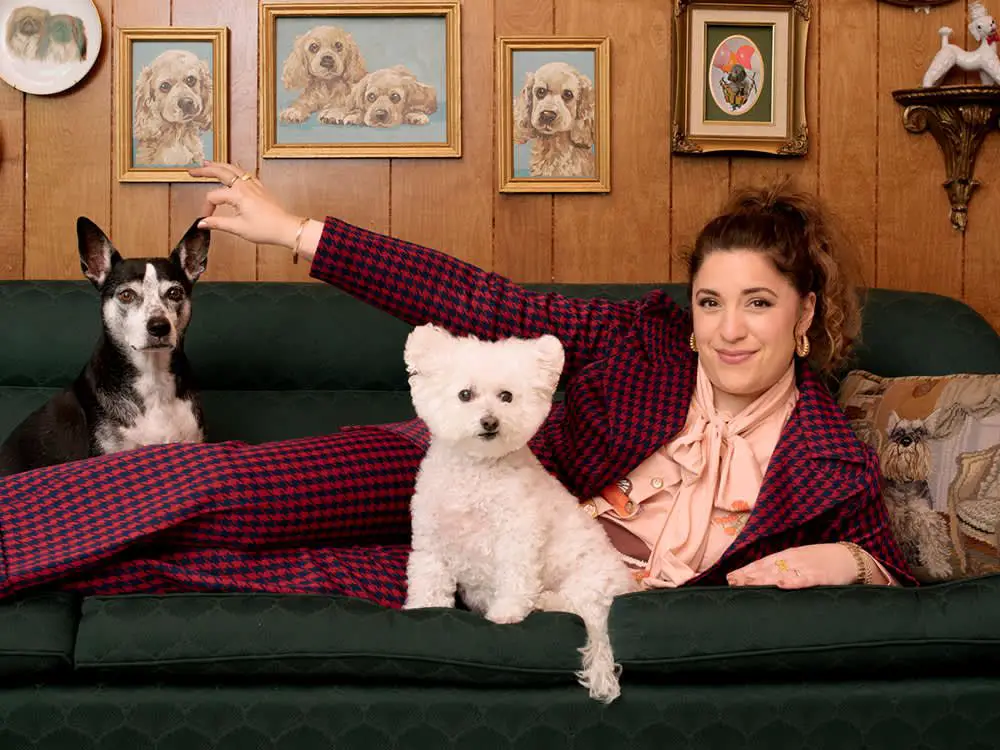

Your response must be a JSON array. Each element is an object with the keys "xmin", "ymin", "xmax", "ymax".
[{"xmin": 838, "ymin": 370, "xmax": 1000, "ymax": 583}]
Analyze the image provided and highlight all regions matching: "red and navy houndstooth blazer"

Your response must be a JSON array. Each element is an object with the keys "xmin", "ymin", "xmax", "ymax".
[{"xmin": 312, "ymin": 217, "xmax": 915, "ymax": 586}]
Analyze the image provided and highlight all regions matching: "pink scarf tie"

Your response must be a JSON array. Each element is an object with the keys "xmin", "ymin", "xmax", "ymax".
[{"xmin": 643, "ymin": 361, "xmax": 797, "ymax": 586}]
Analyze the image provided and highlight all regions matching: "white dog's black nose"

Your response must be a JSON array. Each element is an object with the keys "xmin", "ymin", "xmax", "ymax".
[
  {"xmin": 146, "ymin": 318, "xmax": 171, "ymax": 338},
  {"xmin": 538, "ymin": 110, "xmax": 558, "ymax": 124},
  {"xmin": 480, "ymin": 416, "xmax": 499, "ymax": 433}
]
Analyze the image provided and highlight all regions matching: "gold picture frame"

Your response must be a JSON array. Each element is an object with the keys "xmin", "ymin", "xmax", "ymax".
[
  {"xmin": 497, "ymin": 36, "xmax": 610, "ymax": 193},
  {"xmin": 672, "ymin": 0, "xmax": 809, "ymax": 157},
  {"xmin": 260, "ymin": 1, "xmax": 461, "ymax": 158},
  {"xmin": 115, "ymin": 27, "xmax": 229, "ymax": 182}
]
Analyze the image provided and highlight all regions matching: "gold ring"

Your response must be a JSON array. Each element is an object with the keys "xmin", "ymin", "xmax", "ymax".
[
  {"xmin": 239, "ymin": 172, "xmax": 253, "ymax": 182},
  {"xmin": 226, "ymin": 174, "xmax": 239, "ymax": 188}
]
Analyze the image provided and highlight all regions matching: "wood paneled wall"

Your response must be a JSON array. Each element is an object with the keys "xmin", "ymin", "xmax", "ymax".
[{"xmin": 1, "ymin": 0, "xmax": 998, "ymax": 330}]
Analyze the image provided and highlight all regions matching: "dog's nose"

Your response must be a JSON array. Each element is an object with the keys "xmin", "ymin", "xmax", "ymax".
[
  {"xmin": 147, "ymin": 318, "xmax": 171, "ymax": 338},
  {"xmin": 480, "ymin": 416, "xmax": 499, "ymax": 433},
  {"xmin": 320, "ymin": 55, "xmax": 335, "ymax": 69},
  {"xmin": 538, "ymin": 109, "xmax": 557, "ymax": 124},
  {"xmin": 374, "ymin": 108, "xmax": 388, "ymax": 121},
  {"xmin": 178, "ymin": 98, "xmax": 197, "ymax": 115}
]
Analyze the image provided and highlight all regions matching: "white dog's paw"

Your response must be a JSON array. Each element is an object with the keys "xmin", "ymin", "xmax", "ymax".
[
  {"xmin": 279, "ymin": 107, "xmax": 309, "ymax": 124},
  {"xmin": 405, "ymin": 112, "xmax": 430, "ymax": 126},
  {"xmin": 343, "ymin": 111, "xmax": 364, "ymax": 126},
  {"xmin": 318, "ymin": 107, "xmax": 347, "ymax": 125},
  {"xmin": 485, "ymin": 598, "xmax": 532, "ymax": 625},
  {"xmin": 403, "ymin": 592, "xmax": 456, "ymax": 610}
]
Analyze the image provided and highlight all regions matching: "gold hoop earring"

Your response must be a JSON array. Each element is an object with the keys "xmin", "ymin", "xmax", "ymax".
[
  {"xmin": 796, "ymin": 335, "xmax": 810, "ymax": 358},
  {"xmin": 689, "ymin": 332, "xmax": 698, "ymax": 353}
]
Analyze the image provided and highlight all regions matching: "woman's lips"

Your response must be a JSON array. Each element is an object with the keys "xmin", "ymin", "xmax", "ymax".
[{"xmin": 716, "ymin": 349, "xmax": 756, "ymax": 365}]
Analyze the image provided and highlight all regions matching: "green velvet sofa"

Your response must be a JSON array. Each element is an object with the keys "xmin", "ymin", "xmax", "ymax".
[{"xmin": 1, "ymin": 280, "xmax": 999, "ymax": 750}]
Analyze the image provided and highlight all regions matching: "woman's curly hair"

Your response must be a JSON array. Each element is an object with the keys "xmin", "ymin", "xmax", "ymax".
[{"xmin": 682, "ymin": 181, "xmax": 864, "ymax": 376}]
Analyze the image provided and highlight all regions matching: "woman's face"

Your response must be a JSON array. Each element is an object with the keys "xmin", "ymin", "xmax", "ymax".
[{"xmin": 691, "ymin": 249, "xmax": 815, "ymax": 416}]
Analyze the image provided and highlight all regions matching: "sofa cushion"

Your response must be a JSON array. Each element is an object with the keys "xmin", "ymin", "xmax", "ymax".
[
  {"xmin": 610, "ymin": 574, "xmax": 1000, "ymax": 679},
  {"xmin": 0, "ymin": 593, "xmax": 78, "ymax": 677},
  {"xmin": 839, "ymin": 370, "xmax": 1000, "ymax": 582},
  {"xmin": 74, "ymin": 594, "xmax": 587, "ymax": 685}
]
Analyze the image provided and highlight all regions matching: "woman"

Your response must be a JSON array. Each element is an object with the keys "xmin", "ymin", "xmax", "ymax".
[{"xmin": 0, "ymin": 163, "xmax": 911, "ymax": 605}]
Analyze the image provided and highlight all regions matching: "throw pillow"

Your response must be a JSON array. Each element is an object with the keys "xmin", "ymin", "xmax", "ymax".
[{"xmin": 838, "ymin": 370, "xmax": 1000, "ymax": 582}]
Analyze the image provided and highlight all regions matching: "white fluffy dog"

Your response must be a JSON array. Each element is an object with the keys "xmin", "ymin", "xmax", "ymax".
[
  {"xmin": 922, "ymin": 2, "xmax": 1000, "ymax": 87},
  {"xmin": 402, "ymin": 324, "xmax": 636, "ymax": 703}
]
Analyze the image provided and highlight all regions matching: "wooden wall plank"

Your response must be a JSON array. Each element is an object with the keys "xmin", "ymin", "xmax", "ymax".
[
  {"xmin": 0, "ymin": 80, "xmax": 24, "ymax": 279},
  {"xmin": 730, "ymin": 1, "xmax": 819, "ymax": 196},
  {"xmin": 111, "ymin": 0, "xmax": 170, "ymax": 259},
  {"xmin": 818, "ymin": 0, "xmax": 877, "ymax": 285},
  {"xmin": 171, "ymin": 0, "xmax": 256, "ymax": 280},
  {"xmin": 669, "ymin": 157, "xmax": 729, "ymax": 284},
  {"xmin": 876, "ymin": 2, "xmax": 964, "ymax": 296},
  {"xmin": 257, "ymin": 0, "xmax": 390, "ymax": 282},
  {"xmin": 390, "ymin": 0, "xmax": 494, "ymax": 271},
  {"xmin": 25, "ymin": 0, "xmax": 113, "ymax": 279},
  {"xmin": 493, "ymin": 0, "xmax": 554, "ymax": 283},
  {"xmin": 554, "ymin": 0, "xmax": 671, "ymax": 283}
]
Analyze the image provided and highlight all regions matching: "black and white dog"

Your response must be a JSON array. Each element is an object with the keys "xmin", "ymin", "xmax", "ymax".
[{"xmin": 0, "ymin": 217, "xmax": 210, "ymax": 476}]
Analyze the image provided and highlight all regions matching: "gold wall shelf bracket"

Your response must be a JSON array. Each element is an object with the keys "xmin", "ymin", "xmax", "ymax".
[{"xmin": 893, "ymin": 85, "xmax": 1000, "ymax": 232}]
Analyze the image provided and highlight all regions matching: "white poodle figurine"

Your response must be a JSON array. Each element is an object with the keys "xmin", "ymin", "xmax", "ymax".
[
  {"xmin": 402, "ymin": 324, "xmax": 637, "ymax": 704},
  {"xmin": 922, "ymin": 1, "xmax": 1000, "ymax": 87}
]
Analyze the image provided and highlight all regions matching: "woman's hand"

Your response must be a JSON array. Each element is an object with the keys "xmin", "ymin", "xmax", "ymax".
[
  {"xmin": 187, "ymin": 161, "xmax": 304, "ymax": 248},
  {"xmin": 726, "ymin": 543, "xmax": 864, "ymax": 588}
]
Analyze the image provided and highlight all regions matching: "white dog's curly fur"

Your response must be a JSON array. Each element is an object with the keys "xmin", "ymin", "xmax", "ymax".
[
  {"xmin": 344, "ymin": 65, "xmax": 437, "ymax": 127},
  {"xmin": 513, "ymin": 62, "xmax": 595, "ymax": 178},
  {"xmin": 922, "ymin": 2, "xmax": 1000, "ymax": 87},
  {"xmin": 279, "ymin": 25, "xmax": 367, "ymax": 125},
  {"xmin": 402, "ymin": 325, "xmax": 636, "ymax": 704},
  {"xmin": 133, "ymin": 50, "xmax": 213, "ymax": 166}
]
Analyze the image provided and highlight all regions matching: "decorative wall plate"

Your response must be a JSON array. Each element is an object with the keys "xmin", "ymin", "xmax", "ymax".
[{"xmin": 0, "ymin": 0, "xmax": 102, "ymax": 95}]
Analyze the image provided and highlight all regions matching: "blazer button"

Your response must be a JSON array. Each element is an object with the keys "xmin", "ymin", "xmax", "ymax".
[
  {"xmin": 650, "ymin": 477, "xmax": 664, "ymax": 490},
  {"xmin": 625, "ymin": 501, "xmax": 636, "ymax": 514}
]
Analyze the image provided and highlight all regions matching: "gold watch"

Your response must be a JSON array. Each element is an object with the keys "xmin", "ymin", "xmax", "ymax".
[{"xmin": 838, "ymin": 541, "xmax": 874, "ymax": 585}]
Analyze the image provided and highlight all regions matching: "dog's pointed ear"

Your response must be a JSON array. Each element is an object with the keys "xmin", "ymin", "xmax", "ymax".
[
  {"xmin": 77, "ymin": 217, "xmax": 121, "ymax": 289},
  {"xmin": 171, "ymin": 218, "xmax": 210, "ymax": 283},
  {"xmin": 533, "ymin": 335, "xmax": 565, "ymax": 393},
  {"xmin": 404, "ymin": 324, "xmax": 453, "ymax": 376},
  {"xmin": 886, "ymin": 411, "xmax": 900, "ymax": 434}
]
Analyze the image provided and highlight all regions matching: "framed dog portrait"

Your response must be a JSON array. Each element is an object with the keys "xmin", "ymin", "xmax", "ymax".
[
  {"xmin": 115, "ymin": 27, "xmax": 229, "ymax": 182},
  {"xmin": 497, "ymin": 37, "xmax": 610, "ymax": 193},
  {"xmin": 672, "ymin": 0, "xmax": 809, "ymax": 156},
  {"xmin": 259, "ymin": 1, "xmax": 461, "ymax": 158}
]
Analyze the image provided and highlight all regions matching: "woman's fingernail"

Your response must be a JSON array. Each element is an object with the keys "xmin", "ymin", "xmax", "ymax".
[{"xmin": 198, "ymin": 221, "xmax": 207, "ymax": 228}]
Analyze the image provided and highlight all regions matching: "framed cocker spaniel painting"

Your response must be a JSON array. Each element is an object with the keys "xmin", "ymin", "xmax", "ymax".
[
  {"xmin": 672, "ymin": 0, "xmax": 810, "ymax": 156},
  {"xmin": 259, "ymin": 1, "xmax": 461, "ymax": 158},
  {"xmin": 497, "ymin": 36, "xmax": 610, "ymax": 193},
  {"xmin": 115, "ymin": 27, "xmax": 229, "ymax": 182}
]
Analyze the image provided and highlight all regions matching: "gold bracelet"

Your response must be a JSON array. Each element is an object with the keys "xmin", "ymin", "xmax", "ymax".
[
  {"xmin": 838, "ymin": 541, "xmax": 874, "ymax": 585},
  {"xmin": 291, "ymin": 217, "xmax": 309, "ymax": 265}
]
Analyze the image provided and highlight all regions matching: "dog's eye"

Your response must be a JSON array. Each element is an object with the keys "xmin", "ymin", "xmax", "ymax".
[
  {"xmin": 159, "ymin": 81, "xmax": 172, "ymax": 93},
  {"xmin": 498, "ymin": 391, "xmax": 513, "ymax": 404},
  {"xmin": 562, "ymin": 90, "xmax": 574, "ymax": 101},
  {"xmin": 118, "ymin": 289, "xmax": 137, "ymax": 304},
  {"xmin": 335, "ymin": 42, "xmax": 343, "ymax": 51},
  {"xmin": 165, "ymin": 287, "xmax": 184, "ymax": 302},
  {"xmin": 308, "ymin": 42, "xmax": 320, "ymax": 53},
  {"xmin": 534, "ymin": 87, "xmax": 547, "ymax": 99},
  {"xmin": 390, "ymin": 92, "xmax": 401, "ymax": 103},
  {"xmin": 184, "ymin": 75, "xmax": 197, "ymax": 87},
  {"xmin": 367, "ymin": 92, "xmax": 377, "ymax": 102},
  {"xmin": 458, "ymin": 389, "xmax": 473, "ymax": 403}
]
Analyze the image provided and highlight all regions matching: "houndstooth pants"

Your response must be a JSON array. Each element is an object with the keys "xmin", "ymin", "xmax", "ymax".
[{"xmin": 0, "ymin": 427, "xmax": 425, "ymax": 608}]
